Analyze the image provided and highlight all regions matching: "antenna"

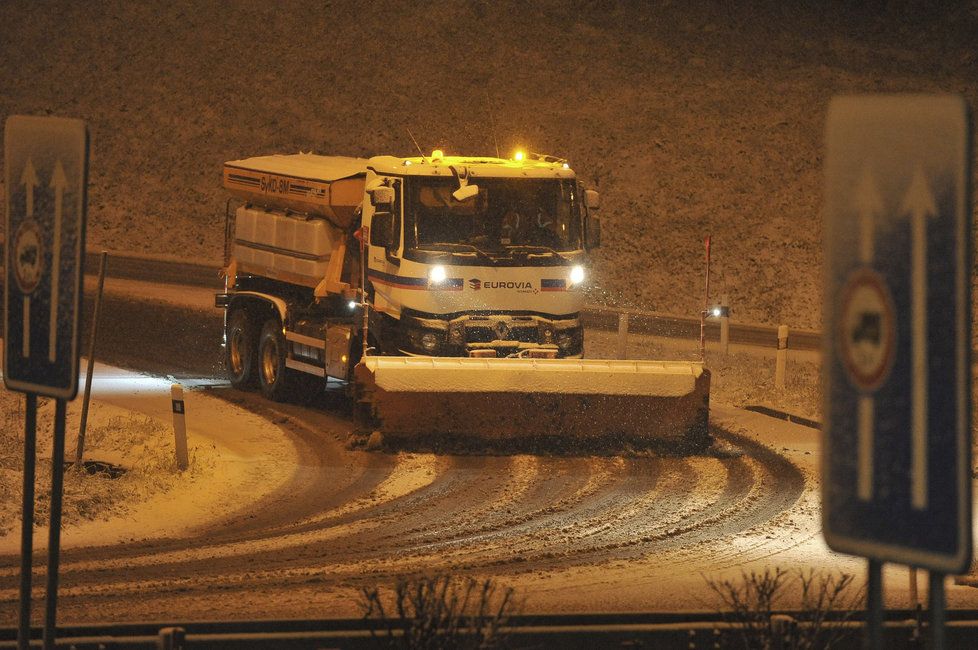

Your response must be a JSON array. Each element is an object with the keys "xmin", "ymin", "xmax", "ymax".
[
  {"xmin": 406, "ymin": 128, "xmax": 427, "ymax": 163},
  {"xmin": 485, "ymin": 90, "xmax": 500, "ymax": 158}
]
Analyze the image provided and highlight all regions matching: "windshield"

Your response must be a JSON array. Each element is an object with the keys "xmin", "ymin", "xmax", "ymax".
[{"xmin": 404, "ymin": 177, "xmax": 582, "ymax": 256}]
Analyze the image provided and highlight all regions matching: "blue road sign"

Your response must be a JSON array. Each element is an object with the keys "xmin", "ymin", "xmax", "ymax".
[
  {"xmin": 4, "ymin": 116, "xmax": 88, "ymax": 399},
  {"xmin": 823, "ymin": 95, "xmax": 972, "ymax": 573}
]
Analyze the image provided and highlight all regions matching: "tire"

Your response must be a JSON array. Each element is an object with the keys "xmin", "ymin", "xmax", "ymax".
[
  {"xmin": 226, "ymin": 309, "xmax": 257, "ymax": 388},
  {"xmin": 258, "ymin": 319, "xmax": 295, "ymax": 402}
]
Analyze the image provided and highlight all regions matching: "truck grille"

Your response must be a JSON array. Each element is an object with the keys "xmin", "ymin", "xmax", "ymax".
[{"xmin": 463, "ymin": 318, "xmax": 539, "ymax": 343}]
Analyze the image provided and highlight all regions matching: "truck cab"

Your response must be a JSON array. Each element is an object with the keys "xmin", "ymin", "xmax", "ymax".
[
  {"xmin": 362, "ymin": 151, "xmax": 601, "ymax": 359},
  {"xmin": 217, "ymin": 149, "xmax": 600, "ymax": 400}
]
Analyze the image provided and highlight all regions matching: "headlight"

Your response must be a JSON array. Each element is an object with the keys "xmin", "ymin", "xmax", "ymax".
[
  {"xmin": 429, "ymin": 265, "xmax": 447, "ymax": 284},
  {"xmin": 569, "ymin": 265, "xmax": 585, "ymax": 286},
  {"xmin": 348, "ymin": 300, "xmax": 358, "ymax": 311}
]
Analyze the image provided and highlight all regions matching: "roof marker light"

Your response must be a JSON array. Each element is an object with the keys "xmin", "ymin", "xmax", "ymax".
[
  {"xmin": 514, "ymin": 151, "xmax": 525, "ymax": 162},
  {"xmin": 562, "ymin": 162, "xmax": 570, "ymax": 169},
  {"xmin": 431, "ymin": 149, "xmax": 444, "ymax": 161},
  {"xmin": 403, "ymin": 160, "xmax": 412, "ymax": 166}
]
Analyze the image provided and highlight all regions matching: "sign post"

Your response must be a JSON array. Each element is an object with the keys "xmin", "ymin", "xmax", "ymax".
[
  {"xmin": 4, "ymin": 115, "xmax": 88, "ymax": 650},
  {"xmin": 824, "ymin": 95, "xmax": 972, "ymax": 648}
]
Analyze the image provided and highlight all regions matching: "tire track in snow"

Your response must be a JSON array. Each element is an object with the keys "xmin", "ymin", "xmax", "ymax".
[{"xmin": 0, "ymin": 404, "xmax": 806, "ymax": 620}]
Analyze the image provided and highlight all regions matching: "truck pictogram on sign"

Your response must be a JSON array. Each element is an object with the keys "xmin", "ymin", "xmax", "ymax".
[{"xmin": 838, "ymin": 268, "xmax": 896, "ymax": 392}]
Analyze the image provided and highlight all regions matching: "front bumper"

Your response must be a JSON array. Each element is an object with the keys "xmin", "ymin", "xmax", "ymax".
[{"xmin": 399, "ymin": 313, "xmax": 583, "ymax": 358}]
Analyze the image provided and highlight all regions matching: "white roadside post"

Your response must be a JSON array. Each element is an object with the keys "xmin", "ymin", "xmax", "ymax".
[
  {"xmin": 617, "ymin": 312, "xmax": 629, "ymax": 359},
  {"xmin": 719, "ymin": 294, "xmax": 730, "ymax": 354},
  {"xmin": 171, "ymin": 384, "xmax": 189, "ymax": 471},
  {"xmin": 775, "ymin": 325, "xmax": 789, "ymax": 389}
]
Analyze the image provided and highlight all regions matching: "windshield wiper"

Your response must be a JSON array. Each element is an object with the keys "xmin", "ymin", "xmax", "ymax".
[
  {"xmin": 418, "ymin": 242, "xmax": 497, "ymax": 262},
  {"xmin": 504, "ymin": 245, "xmax": 569, "ymax": 261}
]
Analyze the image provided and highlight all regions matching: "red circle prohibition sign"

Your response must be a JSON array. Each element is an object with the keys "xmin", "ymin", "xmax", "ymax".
[{"xmin": 837, "ymin": 267, "xmax": 897, "ymax": 392}]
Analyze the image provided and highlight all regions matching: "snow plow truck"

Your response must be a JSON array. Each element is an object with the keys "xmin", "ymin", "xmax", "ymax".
[{"xmin": 216, "ymin": 150, "xmax": 710, "ymax": 449}]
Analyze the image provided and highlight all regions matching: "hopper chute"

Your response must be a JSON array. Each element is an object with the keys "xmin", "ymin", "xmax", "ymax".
[{"xmin": 354, "ymin": 357, "xmax": 711, "ymax": 451}]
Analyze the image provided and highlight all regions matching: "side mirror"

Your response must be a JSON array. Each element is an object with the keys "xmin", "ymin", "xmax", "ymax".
[
  {"xmin": 584, "ymin": 189, "xmax": 600, "ymax": 210},
  {"xmin": 452, "ymin": 184, "xmax": 480, "ymax": 202},
  {"xmin": 369, "ymin": 186, "xmax": 395, "ymax": 209},
  {"xmin": 585, "ymin": 216, "xmax": 601, "ymax": 249},
  {"xmin": 370, "ymin": 211, "xmax": 395, "ymax": 249}
]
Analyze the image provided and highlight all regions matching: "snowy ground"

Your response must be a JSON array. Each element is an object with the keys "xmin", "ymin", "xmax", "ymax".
[
  {"xmin": 0, "ymin": 389, "xmax": 213, "ymax": 540},
  {"xmin": 0, "ymin": 363, "xmax": 298, "ymax": 555}
]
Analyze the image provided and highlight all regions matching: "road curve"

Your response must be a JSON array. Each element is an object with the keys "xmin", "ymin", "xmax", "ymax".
[{"xmin": 0, "ymin": 286, "xmax": 810, "ymax": 621}]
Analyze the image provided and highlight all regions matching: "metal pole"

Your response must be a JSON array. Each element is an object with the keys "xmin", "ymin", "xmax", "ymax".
[
  {"xmin": 18, "ymin": 393, "xmax": 38, "ymax": 650},
  {"xmin": 929, "ymin": 571, "xmax": 945, "ymax": 650},
  {"xmin": 43, "ymin": 399, "xmax": 67, "ymax": 650},
  {"xmin": 74, "ymin": 251, "xmax": 107, "ymax": 469},
  {"xmin": 866, "ymin": 558, "xmax": 883, "ymax": 650},
  {"xmin": 909, "ymin": 566, "xmax": 922, "ymax": 643}
]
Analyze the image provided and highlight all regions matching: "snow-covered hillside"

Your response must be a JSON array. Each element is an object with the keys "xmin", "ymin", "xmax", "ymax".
[{"xmin": 2, "ymin": 1, "xmax": 976, "ymax": 329}]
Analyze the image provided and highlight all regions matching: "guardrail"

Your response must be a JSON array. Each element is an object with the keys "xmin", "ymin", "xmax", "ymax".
[
  {"xmin": 1, "ymin": 611, "xmax": 975, "ymax": 648},
  {"xmin": 76, "ymin": 252, "xmax": 821, "ymax": 352},
  {"xmin": 582, "ymin": 304, "xmax": 820, "ymax": 352}
]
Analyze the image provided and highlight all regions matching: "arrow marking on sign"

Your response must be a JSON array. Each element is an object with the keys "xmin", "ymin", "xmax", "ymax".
[
  {"xmin": 20, "ymin": 158, "xmax": 38, "ymax": 221},
  {"xmin": 855, "ymin": 165, "xmax": 883, "ymax": 501},
  {"xmin": 20, "ymin": 159, "xmax": 38, "ymax": 359},
  {"xmin": 49, "ymin": 160, "xmax": 67, "ymax": 363},
  {"xmin": 856, "ymin": 166, "xmax": 883, "ymax": 265},
  {"xmin": 903, "ymin": 166, "xmax": 937, "ymax": 510}
]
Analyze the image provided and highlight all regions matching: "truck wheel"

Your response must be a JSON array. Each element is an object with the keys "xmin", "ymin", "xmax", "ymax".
[
  {"xmin": 226, "ymin": 309, "xmax": 257, "ymax": 388},
  {"xmin": 258, "ymin": 319, "xmax": 294, "ymax": 401}
]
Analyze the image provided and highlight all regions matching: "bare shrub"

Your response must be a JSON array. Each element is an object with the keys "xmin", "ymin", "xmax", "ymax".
[
  {"xmin": 359, "ymin": 574, "xmax": 518, "ymax": 649},
  {"xmin": 705, "ymin": 567, "xmax": 861, "ymax": 649}
]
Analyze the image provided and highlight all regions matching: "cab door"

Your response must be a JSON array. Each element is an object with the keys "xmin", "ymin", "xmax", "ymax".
[{"xmin": 366, "ymin": 178, "xmax": 403, "ymax": 316}]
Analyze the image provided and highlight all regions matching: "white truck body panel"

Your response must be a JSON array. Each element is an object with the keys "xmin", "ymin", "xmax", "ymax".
[{"xmin": 369, "ymin": 258, "xmax": 583, "ymax": 317}]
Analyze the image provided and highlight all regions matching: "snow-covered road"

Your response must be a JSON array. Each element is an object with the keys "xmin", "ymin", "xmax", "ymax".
[
  {"xmin": 0, "ymin": 386, "xmax": 823, "ymax": 620},
  {"xmin": 2, "ymin": 278, "xmax": 977, "ymax": 623}
]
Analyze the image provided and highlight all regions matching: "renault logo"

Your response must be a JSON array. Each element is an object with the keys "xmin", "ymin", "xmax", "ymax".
[{"xmin": 494, "ymin": 321, "xmax": 510, "ymax": 340}]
